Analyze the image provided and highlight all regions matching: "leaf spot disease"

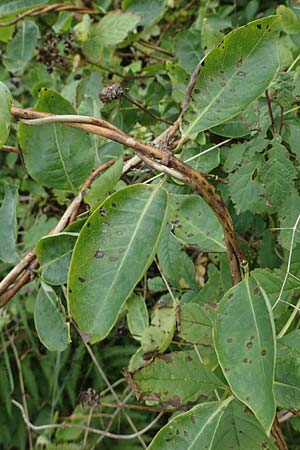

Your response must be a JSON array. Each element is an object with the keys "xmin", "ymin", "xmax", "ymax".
[
  {"xmin": 109, "ymin": 256, "xmax": 118, "ymax": 262},
  {"xmin": 194, "ymin": 88, "xmax": 200, "ymax": 94},
  {"xmin": 183, "ymin": 120, "xmax": 190, "ymax": 126},
  {"xmin": 95, "ymin": 250, "xmax": 105, "ymax": 258},
  {"xmin": 246, "ymin": 341, "xmax": 253, "ymax": 349},
  {"xmin": 116, "ymin": 230, "xmax": 123, "ymax": 235},
  {"xmin": 78, "ymin": 277, "xmax": 86, "ymax": 283},
  {"xmin": 261, "ymin": 349, "xmax": 267, "ymax": 356},
  {"xmin": 226, "ymin": 337, "xmax": 233, "ymax": 343},
  {"xmin": 237, "ymin": 71, "xmax": 247, "ymax": 78},
  {"xmin": 100, "ymin": 207, "xmax": 107, "ymax": 216},
  {"xmin": 257, "ymin": 24, "xmax": 262, "ymax": 29}
]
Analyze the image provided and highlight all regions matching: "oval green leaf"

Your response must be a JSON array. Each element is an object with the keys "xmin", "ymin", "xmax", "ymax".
[
  {"xmin": 35, "ymin": 232, "xmax": 78, "ymax": 285},
  {"xmin": 126, "ymin": 293, "xmax": 149, "ymax": 341},
  {"xmin": 147, "ymin": 398, "xmax": 232, "ymax": 450},
  {"xmin": 181, "ymin": 16, "xmax": 280, "ymax": 138},
  {"xmin": 214, "ymin": 277, "xmax": 276, "ymax": 432},
  {"xmin": 34, "ymin": 282, "xmax": 70, "ymax": 351},
  {"xmin": 18, "ymin": 89, "xmax": 94, "ymax": 192},
  {"xmin": 275, "ymin": 330, "xmax": 300, "ymax": 409},
  {"xmin": 141, "ymin": 302, "xmax": 176, "ymax": 353},
  {"xmin": 168, "ymin": 193, "xmax": 225, "ymax": 252},
  {"xmin": 212, "ymin": 399, "xmax": 277, "ymax": 450},
  {"xmin": 0, "ymin": 184, "xmax": 19, "ymax": 264},
  {"xmin": 0, "ymin": 81, "xmax": 12, "ymax": 147},
  {"xmin": 0, "ymin": 1, "xmax": 49, "ymax": 17},
  {"xmin": 3, "ymin": 21, "xmax": 39, "ymax": 73},
  {"xmin": 67, "ymin": 184, "xmax": 168, "ymax": 341}
]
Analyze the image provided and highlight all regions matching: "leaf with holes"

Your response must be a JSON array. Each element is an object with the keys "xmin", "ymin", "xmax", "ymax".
[
  {"xmin": 68, "ymin": 184, "xmax": 168, "ymax": 341},
  {"xmin": 214, "ymin": 277, "xmax": 276, "ymax": 432},
  {"xmin": 180, "ymin": 16, "xmax": 280, "ymax": 139},
  {"xmin": 147, "ymin": 398, "xmax": 233, "ymax": 450},
  {"xmin": 18, "ymin": 89, "xmax": 94, "ymax": 192},
  {"xmin": 126, "ymin": 350, "xmax": 226, "ymax": 408}
]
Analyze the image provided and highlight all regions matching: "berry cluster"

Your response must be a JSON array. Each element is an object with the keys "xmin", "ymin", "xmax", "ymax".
[{"xmin": 37, "ymin": 31, "xmax": 76, "ymax": 73}]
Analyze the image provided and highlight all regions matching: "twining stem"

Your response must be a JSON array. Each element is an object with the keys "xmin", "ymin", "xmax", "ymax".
[{"xmin": 11, "ymin": 107, "xmax": 245, "ymax": 285}]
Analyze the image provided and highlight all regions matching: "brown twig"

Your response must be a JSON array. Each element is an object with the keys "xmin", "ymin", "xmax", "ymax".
[
  {"xmin": 11, "ymin": 107, "xmax": 245, "ymax": 285},
  {"xmin": 0, "ymin": 4, "xmax": 101, "ymax": 27},
  {"xmin": 0, "ymin": 145, "xmax": 19, "ymax": 153},
  {"xmin": 139, "ymin": 39, "xmax": 174, "ymax": 57}
]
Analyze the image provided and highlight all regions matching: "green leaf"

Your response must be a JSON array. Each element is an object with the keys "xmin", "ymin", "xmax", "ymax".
[
  {"xmin": 252, "ymin": 268, "xmax": 298, "ymax": 307},
  {"xmin": 277, "ymin": 5, "xmax": 300, "ymax": 34},
  {"xmin": 277, "ymin": 190, "xmax": 300, "ymax": 250},
  {"xmin": 0, "ymin": 81, "xmax": 12, "ymax": 147},
  {"xmin": 0, "ymin": 184, "xmax": 19, "ymax": 264},
  {"xmin": 83, "ymin": 11, "xmax": 140, "ymax": 63},
  {"xmin": 275, "ymin": 330, "xmax": 300, "ymax": 409},
  {"xmin": 166, "ymin": 61, "xmax": 189, "ymax": 103},
  {"xmin": 174, "ymin": 30, "xmax": 204, "ymax": 75},
  {"xmin": 181, "ymin": 146, "xmax": 220, "ymax": 173},
  {"xmin": 84, "ymin": 158, "xmax": 123, "ymax": 210},
  {"xmin": 0, "ymin": 0, "xmax": 49, "ymax": 17},
  {"xmin": 35, "ymin": 233, "xmax": 78, "ymax": 285},
  {"xmin": 228, "ymin": 156, "xmax": 264, "ymax": 214},
  {"xmin": 178, "ymin": 303, "xmax": 214, "ymax": 345},
  {"xmin": 141, "ymin": 302, "xmax": 176, "ymax": 353},
  {"xmin": 126, "ymin": 293, "xmax": 149, "ymax": 341},
  {"xmin": 214, "ymin": 277, "xmax": 276, "ymax": 432},
  {"xmin": 3, "ymin": 21, "xmax": 39, "ymax": 73},
  {"xmin": 181, "ymin": 16, "xmax": 280, "ymax": 138},
  {"xmin": 147, "ymin": 398, "xmax": 232, "ymax": 450},
  {"xmin": 34, "ymin": 283, "xmax": 70, "ymax": 351},
  {"xmin": 211, "ymin": 98, "xmax": 270, "ymax": 138},
  {"xmin": 212, "ymin": 399, "xmax": 277, "ymax": 450},
  {"xmin": 18, "ymin": 88, "xmax": 94, "ymax": 192},
  {"xmin": 68, "ymin": 184, "xmax": 168, "ymax": 341},
  {"xmin": 127, "ymin": 350, "xmax": 226, "ymax": 407},
  {"xmin": 157, "ymin": 225, "xmax": 197, "ymax": 289},
  {"xmin": 259, "ymin": 142, "xmax": 296, "ymax": 210},
  {"xmin": 168, "ymin": 194, "xmax": 225, "ymax": 252},
  {"xmin": 122, "ymin": 0, "xmax": 166, "ymax": 25}
]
